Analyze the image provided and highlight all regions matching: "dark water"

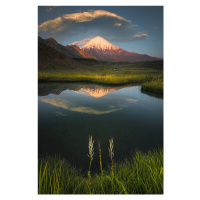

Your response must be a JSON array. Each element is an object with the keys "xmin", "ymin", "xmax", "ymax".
[{"xmin": 38, "ymin": 82, "xmax": 163, "ymax": 171}]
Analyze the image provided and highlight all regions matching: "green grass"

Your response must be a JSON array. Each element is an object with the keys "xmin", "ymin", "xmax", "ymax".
[
  {"xmin": 38, "ymin": 60, "xmax": 163, "ymax": 94},
  {"xmin": 38, "ymin": 71, "xmax": 162, "ymax": 85},
  {"xmin": 141, "ymin": 79, "xmax": 163, "ymax": 95},
  {"xmin": 38, "ymin": 149, "xmax": 163, "ymax": 194}
]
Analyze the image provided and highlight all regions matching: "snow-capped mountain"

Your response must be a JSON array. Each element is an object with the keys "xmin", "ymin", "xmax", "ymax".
[
  {"xmin": 81, "ymin": 36, "xmax": 160, "ymax": 62},
  {"xmin": 81, "ymin": 36, "xmax": 120, "ymax": 51}
]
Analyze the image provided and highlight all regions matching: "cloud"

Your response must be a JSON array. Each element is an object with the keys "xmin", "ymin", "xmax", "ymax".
[
  {"xmin": 71, "ymin": 37, "xmax": 94, "ymax": 45},
  {"xmin": 45, "ymin": 7, "xmax": 53, "ymax": 12},
  {"xmin": 114, "ymin": 23, "xmax": 122, "ymax": 27},
  {"xmin": 38, "ymin": 9, "xmax": 147, "ymax": 43},
  {"xmin": 133, "ymin": 33, "xmax": 147, "ymax": 39},
  {"xmin": 39, "ymin": 10, "xmax": 130, "ymax": 32}
]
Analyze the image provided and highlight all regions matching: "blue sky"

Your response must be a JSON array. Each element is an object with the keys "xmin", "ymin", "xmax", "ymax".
[{"xmin": 38, "ymin": 6, "xmax": 163, "ymax": 58}]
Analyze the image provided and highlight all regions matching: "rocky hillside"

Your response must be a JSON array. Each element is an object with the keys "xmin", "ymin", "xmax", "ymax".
[
  {"xmin": 38, "ymin": 37, "xmax": 96, "ymax": 59},
  {"xmin": 38, "ymin": 40, "xmax": 95, "ymax": 71}
]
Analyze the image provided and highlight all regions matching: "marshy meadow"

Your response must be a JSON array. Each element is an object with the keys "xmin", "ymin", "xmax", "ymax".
[
  {"xmin": 38, "ymin": 6, "xmax": 163, "ymax": 195},
  {"xmin": 38, "ymin": 78, "xmax": 163, "ymax": 194}
]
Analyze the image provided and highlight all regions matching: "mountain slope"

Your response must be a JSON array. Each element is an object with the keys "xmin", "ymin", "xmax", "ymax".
[
  {"xmin": 38, "ymin": 36, "xmax": 96, "ymax": 59},
  {"xmin": 81, "ymin": 36, "xmax": 160, "ymax": 62},
  {"xmin": 38, "ymin": 39, "xmax": 95, "ymax": 71}
]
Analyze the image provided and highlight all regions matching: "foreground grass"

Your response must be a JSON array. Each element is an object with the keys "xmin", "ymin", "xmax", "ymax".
[
  {"xmin": 141, "ymin": 79, "xmax": 163, "ymax": 95},
  {"xmin": 38, "ymin": 149, "xmax": 163, "ymax": 194}
]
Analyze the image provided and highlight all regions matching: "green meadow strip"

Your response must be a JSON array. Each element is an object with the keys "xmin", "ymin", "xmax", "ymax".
[{"xmin": 39, "ymin": 72, "xmax": 161, "ymax": 84}]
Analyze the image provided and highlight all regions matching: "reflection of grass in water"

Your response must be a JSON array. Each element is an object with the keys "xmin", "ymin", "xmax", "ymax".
[{"xmin": 38, "ymin": 148, "xmax": 163, "ymax": 194}]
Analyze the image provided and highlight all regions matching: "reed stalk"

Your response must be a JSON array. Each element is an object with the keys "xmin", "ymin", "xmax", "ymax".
[
  {"xmin": 97, "ymin": 140, "xmax": 103, "ymax": 175},
  {"xmin": 87, "ymin": 135, "xmax": 94, "ymax": 179},
  {"xmin": 109, "ymin": 137, "xmax": 114, "ymax": 176}
]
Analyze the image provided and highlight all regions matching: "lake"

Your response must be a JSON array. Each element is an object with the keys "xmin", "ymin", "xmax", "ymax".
[{"xmin": 38, "ymin": 82, "xmax": 163, "ymax": 172}]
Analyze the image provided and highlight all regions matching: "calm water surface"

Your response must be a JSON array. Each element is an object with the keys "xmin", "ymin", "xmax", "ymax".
[{"xmin": 38, "ymin": 82, "xmax": 163, "ymax": 171}]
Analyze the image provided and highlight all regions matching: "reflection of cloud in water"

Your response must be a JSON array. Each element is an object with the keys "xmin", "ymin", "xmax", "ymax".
[
  {"xmin": 39, "ymin": 85, "xmax": 138, "ymax": 115},
  {"xmin": 56, "ymin": 112, "xmax": 68, "ymax": 117},
  {"xmin": 40, "ymin": 99, "xmax": 121, "ymax": 115},
  {"xmin": 126, "ymin": 98, "xmax": 138, "ymax": 103},
  {"xmin": 73, "ymin": 90, "xmax": 91, "ymax": 97}
]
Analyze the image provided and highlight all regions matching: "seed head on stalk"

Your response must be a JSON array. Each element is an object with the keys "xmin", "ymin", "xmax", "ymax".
[
  {"xmin": 109, "ymin": 137, "xmax": 114, "ymax": 176},
  {"xmin": 87, "ymin": 135, "xmax": 94, "ymax": 179},
  {"xmin": 88, "ymin": 135, "xmax": 94, "ymax": 160},
  {"xmin": 109, "ymin": 137, "xmax": 114, "ymax": 158}
]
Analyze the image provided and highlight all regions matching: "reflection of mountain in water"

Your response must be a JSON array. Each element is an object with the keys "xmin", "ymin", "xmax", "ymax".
[
  {"xmin": 82, "ymin": 87, "xmax": 116, "ymax": 98},
  {"xmin": 38, "ymin": 83, "xmax": 131, "ymax": 97},
  {"xmin": 39, "ymin": 83, "xmax": 138, "ymax": 115},
  {"xmin": 77, "ymin": 86, "xmax": 131, "ymax": 98},
  {"xmin": 38, "ymin": 83, "xmax": 85, "ymax": 96}
]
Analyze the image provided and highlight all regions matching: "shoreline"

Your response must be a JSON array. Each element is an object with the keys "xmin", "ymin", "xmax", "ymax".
[{"xmin": 38, "ymin": 78, "xmax": 163, "ymax": 95}]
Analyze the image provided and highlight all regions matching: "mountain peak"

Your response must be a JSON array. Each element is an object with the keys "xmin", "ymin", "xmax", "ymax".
[
  {"xmin": 93, "ymin": 36, "xmax": 104, "ymax": 40},
  {"xmin": 47, "ymin": 38, "xmax": 58, "ymax": 44},
  {"xmin": 81, "ymin": 36, "xmax": 120, "ymax": 50}
]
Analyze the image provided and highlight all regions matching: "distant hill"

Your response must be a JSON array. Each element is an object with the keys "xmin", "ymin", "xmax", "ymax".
[
  {"xmin": 38, "ymin": 37, "xmax": 96, "ymax": 60},
  {"xmin": 38, "ymin": 39, "xmax": 95, "ymax": 71},
  {"xmin": 81, "ymin": 36, "xmax": 161, "ymax": 62}
]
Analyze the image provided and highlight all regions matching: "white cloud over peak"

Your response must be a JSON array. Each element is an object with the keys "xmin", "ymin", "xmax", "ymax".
[
  {"xmin": 71, "ymin": 36, "xmax": 94, "ymax": 45},
  {"xmin": 38, "ymin": 9, "xmax": 147, "ymax": 43},
  {"xmin": 39, "ymin": 10, "xmax": 130, "ymax": 33}
]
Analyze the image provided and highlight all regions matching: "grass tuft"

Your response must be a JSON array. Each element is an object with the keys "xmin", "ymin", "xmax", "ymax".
[
  {"xmin": 38, "ymin": 149, "xmax": 163, "ymax": 194},
  {"xmin": 141, "ymin": 79, "xmax": 163, "ymax": 94}
]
